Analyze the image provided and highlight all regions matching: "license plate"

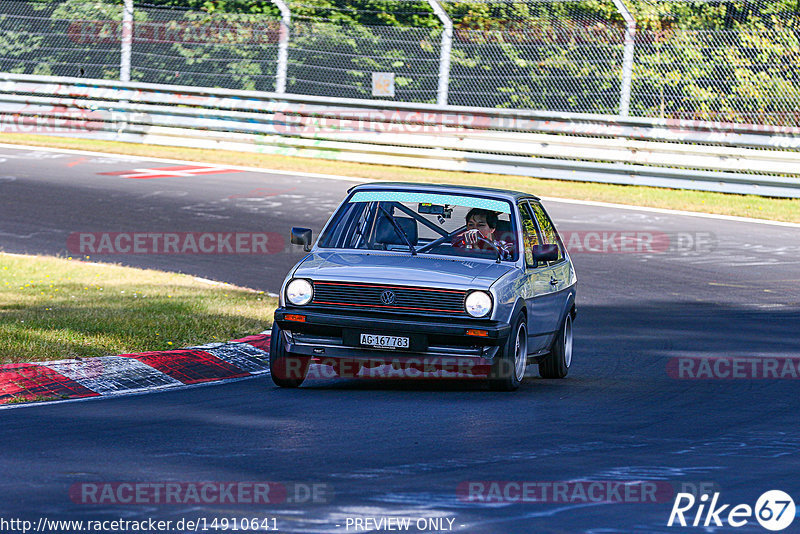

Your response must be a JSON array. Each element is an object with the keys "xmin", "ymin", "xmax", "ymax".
[{"xmin": 360, "ymin": 333, "xmax": 410, "ymax": 349}]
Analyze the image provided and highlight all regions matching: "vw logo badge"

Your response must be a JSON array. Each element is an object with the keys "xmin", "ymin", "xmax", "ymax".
[{"xmin": 380, "ymin": 290, "xmax": 396, "ymax": 305}]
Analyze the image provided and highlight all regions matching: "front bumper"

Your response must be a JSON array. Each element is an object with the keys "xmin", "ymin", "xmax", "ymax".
[{"xmin": 274, "ymin": 307, "xmax": 510, "ymax": 361}]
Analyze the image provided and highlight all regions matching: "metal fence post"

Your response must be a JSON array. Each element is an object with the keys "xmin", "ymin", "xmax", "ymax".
[
  {"xmin": 120, "ymin": 0, "xmax": 133, "ymax": 82},
  {"xmin": 427, "ymin": 0, "xmax": 452, "ymax": 106},
  {"xmin": 272, "ymin": 0, "xmax": 291, "ymax": 94},
  {"xmin": 611, "ymin": 0, "xmax": 635, "ymax": 117}
]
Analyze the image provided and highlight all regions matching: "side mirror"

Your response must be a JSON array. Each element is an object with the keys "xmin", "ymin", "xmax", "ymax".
[
  {"xmin": 532, "ymin": 244, "xmax": 559, "ymax": 263},
  {"xmin": 291, "ymin": 227, "xmax": 313, "ymax": 252}
]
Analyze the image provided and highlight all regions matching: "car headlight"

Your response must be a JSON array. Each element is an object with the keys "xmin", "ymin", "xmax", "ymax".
[
  {"xmin": 286, "ymin": 278, "xmax": 313, "ymax": 306},
  {"xmin": 465, "ymin": 291, "xmax": 492, "ymax": 318}
]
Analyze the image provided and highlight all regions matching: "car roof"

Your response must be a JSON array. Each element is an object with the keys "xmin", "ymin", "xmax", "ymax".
[{"xmin": 347, "ymin": 182, "xmax": 540, "ymax": 202}]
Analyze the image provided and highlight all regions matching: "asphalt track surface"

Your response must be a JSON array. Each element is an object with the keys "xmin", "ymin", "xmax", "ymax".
[{"xmin": 1, "ymin": 145, "xmax": 799, "ymax": 533}]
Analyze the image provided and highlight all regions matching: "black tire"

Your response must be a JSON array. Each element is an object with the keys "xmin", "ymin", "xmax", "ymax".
[
  {"xmin": 269, "ymin": 322, "xmax": 310, "ymax": 388},
  {"xmin": 488, "ymin": 314, "xmax": 527, "ymax": 392},
  {"xmin": 539, "ymin": 313, "xmax": 573, "ymax": 379}
]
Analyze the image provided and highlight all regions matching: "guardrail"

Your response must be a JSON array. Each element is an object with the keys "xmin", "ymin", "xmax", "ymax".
[{"xmin": 2, "ymin": 72, "xmax": 800, "ymax": 198}]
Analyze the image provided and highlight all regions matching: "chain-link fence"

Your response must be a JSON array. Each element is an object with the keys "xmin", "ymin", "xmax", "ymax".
[
  {"xmin": 131, "ymin": 5, "xmax": 281, "ymax": 90},
  {"xmin": 632, "ymin": 1, "xmax": 800, "ymax": 125},
  {"xmin": 0, "ymin": 0, "xmax": 798, "ymax": 125},
  {"xmin": 0, "ymin": 0, "xmax": 124, "ymax": 79},
  {"xmin": 443, "ymin": 1, "xmax": 627, "ymax": 112},
  {"xmin": 286, "ymin": 2, "xmax": 443, "ymax": 102}
]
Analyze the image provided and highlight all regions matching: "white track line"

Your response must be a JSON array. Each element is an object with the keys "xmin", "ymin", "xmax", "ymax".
[{"xmin": 1, "ymin": 142, "xmax": 797, "ymax": 228}]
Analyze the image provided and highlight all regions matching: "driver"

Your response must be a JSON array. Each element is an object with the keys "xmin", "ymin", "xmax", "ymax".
[{"xmin": 453, "ymin": 208, "xmax": 513, "ymax": 260}]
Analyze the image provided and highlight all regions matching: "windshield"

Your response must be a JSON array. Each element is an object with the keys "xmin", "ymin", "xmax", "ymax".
[{"xmin": 318, "ymin": 191, "xmax": 518, "ymax": 261}]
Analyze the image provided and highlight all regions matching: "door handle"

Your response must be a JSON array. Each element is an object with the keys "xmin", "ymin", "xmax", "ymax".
[{"xmin": 550, "ymin": 277, "xmax": 559, "ymax": 286}]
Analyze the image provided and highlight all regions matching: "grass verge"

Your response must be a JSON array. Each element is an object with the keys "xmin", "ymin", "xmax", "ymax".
[
  {"xmin": 1, "ymin": 133, "xmax": 798, "ymax": 223},
  {"xmin": 0, "ymin": 253, "xmax": 276, "ymax": 363}
]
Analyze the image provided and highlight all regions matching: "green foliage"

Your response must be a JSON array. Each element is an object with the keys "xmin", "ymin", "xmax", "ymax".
[
  {"xmin": 630, "ymin": 2, "xmax": 800, "ymax": 123},
  {"xmin": 0, "ymin": 0, "xmax": 797, "ymax": 124}
]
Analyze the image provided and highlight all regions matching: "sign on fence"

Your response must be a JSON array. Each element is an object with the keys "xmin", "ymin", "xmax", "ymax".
[{"xmin": 372, "ymin": 72, "xmax": 395, "ymax": 98}]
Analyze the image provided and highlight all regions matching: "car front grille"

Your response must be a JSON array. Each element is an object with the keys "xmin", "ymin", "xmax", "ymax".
[{"xmin": 311, "ymin": 281, "xmax": 466, "ymax": 315}]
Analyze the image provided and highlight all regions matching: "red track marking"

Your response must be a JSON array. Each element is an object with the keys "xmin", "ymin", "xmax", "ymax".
[
  {"xmin": 98, "ymin": 165, "xmax": 244, "ymax": 180},
  {"xmin": 230, "ymin": 334, "xmax": 271, "ymax": 352},
  {"xmin": 0, "ymin": 363, "xmax": 100, "ymax": 404},
  {"xmin": 313, "ymin": 300, "xmax": 461, "ymax": 314},
  {"xmin": 67, "ymin": 157, "xmax": 88, "ymax": 167},
  {"xmin": 127, "ymin": 350, "xmax": 250, "ymax": 384}
]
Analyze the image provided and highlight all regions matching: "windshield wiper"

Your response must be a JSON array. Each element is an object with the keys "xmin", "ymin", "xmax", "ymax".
[{"xmin": 379, "ymin": 206, "xmax": 417, "ymax": 256}]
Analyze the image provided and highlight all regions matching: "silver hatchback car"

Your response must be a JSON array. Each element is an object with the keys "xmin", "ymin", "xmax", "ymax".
[{"xmin": 271, "ymin": 182, "xmax": 576, "ymax": 391}]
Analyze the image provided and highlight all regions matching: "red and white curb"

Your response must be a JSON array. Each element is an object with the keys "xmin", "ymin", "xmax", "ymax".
[{"xmin": 0, "ymin": 333, "xmax": 271, "ymax": 406}]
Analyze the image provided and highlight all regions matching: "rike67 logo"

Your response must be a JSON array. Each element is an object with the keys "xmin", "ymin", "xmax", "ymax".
[{"xmin": 668, "ymin": 490, "xmax": 795, "ymax": 531}]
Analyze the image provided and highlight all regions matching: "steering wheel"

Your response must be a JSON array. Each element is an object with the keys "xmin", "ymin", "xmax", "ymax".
[{"xmin": 453, "ymin": 231, "xmax": 501, "ymax": 257}]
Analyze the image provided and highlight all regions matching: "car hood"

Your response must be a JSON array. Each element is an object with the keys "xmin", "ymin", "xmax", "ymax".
[{"xmin": 292, "ymin": 251, "xmax": 515, "ymax": 290}]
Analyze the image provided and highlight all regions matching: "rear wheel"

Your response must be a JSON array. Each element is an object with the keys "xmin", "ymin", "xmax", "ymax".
[
  {"xmin": 539, "ymin": 313, "xmax": 573, "ymax": 379},
  {"xmin": 269, "ymin": 323, "xmax": 310, "ymax": 388},
  {"xmin": 489, "ymin": 314, "xmax": 527, "ymax": 391}
]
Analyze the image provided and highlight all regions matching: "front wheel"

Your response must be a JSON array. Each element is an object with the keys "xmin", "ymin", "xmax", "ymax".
[
  {"xmin": 269, "ymin": 322, "xmax": 310, "ymax": 388},
  {"xmin": 488, "ymin": 314, "xmax": 527, "ymax": 391},
  {"xmin": 539, "ymin": 313, "xmax": 573, "ymax": 379}
]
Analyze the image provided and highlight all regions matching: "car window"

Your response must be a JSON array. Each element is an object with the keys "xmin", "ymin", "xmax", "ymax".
[
  {"xmin": 519, "ymin": 202, "xmax": 540, "ymax": 268},
  {"xmin": 318, "ymin": 191, "xmax": 518, "ymax": 261},
  {"xmin": 529, "ymin": 202, "xmax": 564, "ymax": 263}
]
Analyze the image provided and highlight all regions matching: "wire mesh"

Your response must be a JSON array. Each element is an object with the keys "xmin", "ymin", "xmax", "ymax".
[
  {"xmin": 285, "ymin": 1, "xmax": 442, "ymax": 101},
  {"xmin": 632, "ymin": 0, "xmax": 800, "ymax": 126},
  {"xmin": 441, "ymin": 0, "xmax": 626, "ymax": 112},
  {"xmin": 0, "ymin": 0, "xmax": 798, "ymax": 125},
  {"xmin": 0, "ymin": 0, "xmax": 123, "ymax": 79},
  {"xmin": 130, "ymin": 3, "xmax": 281, "ymax": 91}
]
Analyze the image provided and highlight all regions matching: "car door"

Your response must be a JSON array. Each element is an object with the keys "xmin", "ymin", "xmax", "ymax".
[
  {"xmin": 517, "ymin": 201, "xmax": 559, "ymax": 352},
  {"xmin": 528, "ymin": 201, "xmax": 572, "ymax": 337}
]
